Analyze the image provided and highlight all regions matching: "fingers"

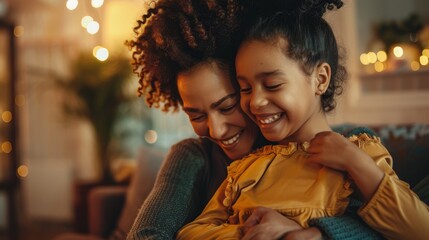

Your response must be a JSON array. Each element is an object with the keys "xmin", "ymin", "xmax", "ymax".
[{"xmin": 243, "ymin": 207, "xmax": 267, "ymax": 227}]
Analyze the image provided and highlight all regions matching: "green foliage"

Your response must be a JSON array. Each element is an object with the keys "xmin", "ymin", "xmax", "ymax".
[
  {"xmin": 375, "ymin": 13, "xmax": 424, "ymax": 51},
  {"xmin": 63, "ymin": 53, "xmax": 135, "ymax": 182}
]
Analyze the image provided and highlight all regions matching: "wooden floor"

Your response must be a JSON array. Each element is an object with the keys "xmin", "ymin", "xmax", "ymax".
[{"xmin": 0, "ymin": 220, "xmax": 74, "ymax": 240}]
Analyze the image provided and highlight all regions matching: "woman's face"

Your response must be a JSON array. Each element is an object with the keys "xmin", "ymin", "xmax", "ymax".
[{"xmin": 177, "ymin": 62, "xmax": 258, "ymax": 160}]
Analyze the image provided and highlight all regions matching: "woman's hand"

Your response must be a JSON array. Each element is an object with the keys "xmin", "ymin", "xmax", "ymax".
[{"xmin": 240, "ymin": 207, "xmax": 302, "ymax": 240}]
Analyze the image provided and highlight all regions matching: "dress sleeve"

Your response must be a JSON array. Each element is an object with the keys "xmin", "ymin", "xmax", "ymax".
[
  {"xmin": 176, "ymin": 180, "xmax": 241, "ymax": 240},
  {"xmin": 356, "ymin": 136, "xmax": 429, "ymax": 240},
  {"xmin": 126, "ymin": 138, "xmax": 209, "ymax": 240}
]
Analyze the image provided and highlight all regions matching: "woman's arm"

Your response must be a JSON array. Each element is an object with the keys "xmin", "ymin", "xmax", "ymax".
[
  {"xmin": 308, "ymin": 132, "xmax": 429, "ymax": 240},
  {"xmin": 126, "ymin": 138, "xmax": 209, "ymax": 240}
]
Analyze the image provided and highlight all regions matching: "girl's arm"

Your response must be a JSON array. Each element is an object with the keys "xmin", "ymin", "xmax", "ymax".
[
  {"xmin": 308, "ymin": 131, "xmax": 429, "ymax": 240},
  {"xmin": 126, "ymin": 138, "xmax": 209, "ymax": 240},
  {"xmin": 176, "ymin": 179, "xmax": 243, "ymax": 239}
]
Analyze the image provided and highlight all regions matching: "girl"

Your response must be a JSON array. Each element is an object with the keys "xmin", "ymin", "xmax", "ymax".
[
  {"xmin": 177, "ymin": 1, "xmax": 429, "ymax": 239},
  {"xmin": 126, "ymin": 0, "xmax": 381, "ymax": 239}
]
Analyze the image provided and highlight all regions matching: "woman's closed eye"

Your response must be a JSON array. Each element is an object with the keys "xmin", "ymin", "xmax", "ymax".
[{"xmin": 219, "ymin": 102, "xmax": 239, "ymax": 114}]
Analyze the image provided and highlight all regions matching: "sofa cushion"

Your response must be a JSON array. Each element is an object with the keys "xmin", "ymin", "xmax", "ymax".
[{"xmin": 111, "ymin": 146, "xmax": 165, "ymax": 239}]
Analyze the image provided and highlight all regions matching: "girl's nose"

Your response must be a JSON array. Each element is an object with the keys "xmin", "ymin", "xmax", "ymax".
[{"xmin": 249, "ymin": 90, "xmax": 269, "ymax": 111}]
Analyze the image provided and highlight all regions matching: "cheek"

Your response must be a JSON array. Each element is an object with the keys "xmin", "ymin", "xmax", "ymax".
[
  {"xmin": 240, "ymin": 96, "xmax": 252, "ymax": 117},
  {"xmin": 190, "ymin": 122, "xmax": 208, "ymax": 137}
]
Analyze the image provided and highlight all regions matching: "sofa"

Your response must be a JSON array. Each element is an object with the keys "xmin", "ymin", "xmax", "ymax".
[{"xmin": 54, "ymin": 123, "xmax": 429, "ymax": 239}]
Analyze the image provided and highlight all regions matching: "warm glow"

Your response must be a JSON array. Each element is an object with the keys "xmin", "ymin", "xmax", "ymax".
[
  {"xmin": 145, "ymin": 130, "xmax": 158, "ymax": 144},
  {"xmin": 15, "ymin": 94, "xmax": 25, "ymax": 107},
  {"xmin": 423, "ymin": 49, "xmax": 429, "ymax": 57},
  {"xmin": 420, "ymin": 55, "xmax": 429, "ymax": 66},
  {"xmin": 410, "ymin": 61, "xmax": 420, "ymax": 71},
  {"xmin": 1, "ymin": 111, "xmax": 12, "ymax": 123},
  {"xmin": 377, "ymin": 51, "xmax": 387, "ymax": 62},
  {"xmin": 393, "ymin": 46, "xmax": 404, "ymax": 58},
  {"xmin": 86, "ymin": 20, "xmax": 100, "ymax": 34},
  {"xmin": 81, "ymin": 16, "xmax": 93, "ymax": 28},
  {"xmin": 91, "ymin": 0, "xmax": 104, "ymax": 8},
  {"xmin": 374, "ymin": 61, "xmax": 385, "ymax": 72},
  {"xmin": 360, "ymin": 53, "xmax": 369, "ymax": 65},
  {"xmin": 1, "ymin": 141, "xmax": 12, "ymax": 154},
  {"xmin": 66, "ymin": 0, "xmax": 79, "ymax": 10},
  {"xmin": 94, "ymin": 47, "xmax": 109, "ymax": 61},
  {"xmin": 17, "ymin": 165, "xmax": 29, "ymax": 178},
  {"xmin": 14, "ymin": 26, "xmax": 24, "ymax": 37},
  {"xmin": 367, "ymin": 52, "xmax": 377, "ymax": 64}
]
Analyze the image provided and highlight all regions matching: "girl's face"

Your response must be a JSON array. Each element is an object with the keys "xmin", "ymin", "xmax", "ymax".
[
  {"xmin": 235, "ymin": 39, "xmax": 329, "ymax": 144},
  {"xmin": 177, "ymin": 62, "xmax": 259, "ymax": 160}
]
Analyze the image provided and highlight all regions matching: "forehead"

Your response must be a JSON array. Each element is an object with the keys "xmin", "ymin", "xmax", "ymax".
[{"xmin": 177, "ymin": 63, "xmax": 235, "ymax": 106}]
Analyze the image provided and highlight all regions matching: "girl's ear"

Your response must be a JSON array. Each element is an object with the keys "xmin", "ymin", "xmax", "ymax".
[{"xmin": 315, "ymin": 62, "xmax": 331, "ymax": 95}]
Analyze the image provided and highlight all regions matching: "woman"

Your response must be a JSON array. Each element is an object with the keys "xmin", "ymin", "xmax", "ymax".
[{"xmin": 125, "ymin": 0, "xmax": 381, "ymax": 239}]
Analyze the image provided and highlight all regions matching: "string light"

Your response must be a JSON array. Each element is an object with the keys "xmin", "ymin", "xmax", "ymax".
[
  {"xmin": 1, "ymin": 111, "xmax": 12, "ymax": 123},
  {"xmin": 66, "ymin": 0, "xmax": 78, "ymax": 10},
  {"xmin": 17, "ymin": 165, "xmax": 29, "ymax": 178},
  {"xmin": 93, "ymin": 46, "xmax": 109, "ymax": 61},
  {"xmin": 86, "ymin": 20, "xmax": 100, "ymax": 34},
  {"xmin": 420, "ymin": 55, "xmax": 428, "ymax": 66},
  {"xmin": 81, "ymin": 16, "xmax": 93, "ymax": 29},
  {"xmin": 393, "ymin": 46, "xmax": 404, "ymax": 58},
  {"xmin": 91, "ymin": 0, "xmax": 104, "ymax": 8}
]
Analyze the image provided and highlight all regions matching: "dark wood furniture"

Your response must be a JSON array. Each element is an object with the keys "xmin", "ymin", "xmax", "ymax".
[{"xmin": 0, "ymin": 20, "xmax": 19, "ymax": 238}]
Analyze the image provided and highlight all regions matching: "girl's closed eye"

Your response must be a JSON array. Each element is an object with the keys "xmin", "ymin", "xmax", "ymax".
[{"xmin": 265, "ymin": 83, "xmax": 283, "ymax": 90}]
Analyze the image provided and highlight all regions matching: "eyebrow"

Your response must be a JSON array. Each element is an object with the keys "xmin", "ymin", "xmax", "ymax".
[
  {"xmin": 182, "ymin": 93, "xmax": 238, "ymax": 113},
  {"xmin": 237, "ymin": 69, "xmax": 284, "ymax": 81}
]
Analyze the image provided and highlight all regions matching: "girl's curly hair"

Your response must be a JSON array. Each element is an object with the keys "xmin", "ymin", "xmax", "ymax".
[{"xmin": 126, "ymin": 0, "xmax": 243, "ymax": 112}]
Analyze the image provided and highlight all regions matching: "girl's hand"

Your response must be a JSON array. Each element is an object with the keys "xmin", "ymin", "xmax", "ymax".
[
  {"xmin": 240, "ymin": 207, "xmax": 303, "ymax": 240},
  {"xmin": 306, "ymin": 131, "xmax": 384, "ymax": 201},
  {"xmin": 306, "ymin": 131, "xmax": 364, "ymax": 172}
]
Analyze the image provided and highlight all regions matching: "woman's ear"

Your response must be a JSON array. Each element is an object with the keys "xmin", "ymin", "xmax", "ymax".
[{"xmin": 315, "ymin": 62, "xmax": 331, "ymax": 95}]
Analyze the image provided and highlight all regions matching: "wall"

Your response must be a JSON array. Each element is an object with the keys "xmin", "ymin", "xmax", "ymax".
[{"xmin": 327, "ymin": 0, "xmax": 429, "ymax": 126}]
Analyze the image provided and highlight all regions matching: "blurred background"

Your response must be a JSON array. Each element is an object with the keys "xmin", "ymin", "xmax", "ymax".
[{"xmin": 0, "ymin": 0, "xmax": 428, "ymax": 239}]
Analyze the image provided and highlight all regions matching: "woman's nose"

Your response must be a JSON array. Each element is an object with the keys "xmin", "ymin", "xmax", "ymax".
[{"xmin": 208, "ymin": 114, "xmax": 228, "ymax": 140}]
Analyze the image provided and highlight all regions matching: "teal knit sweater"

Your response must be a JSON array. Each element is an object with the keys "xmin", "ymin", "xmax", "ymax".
[{"xmin": 126, "ymin": 137, "xmax": 384, "ymax": 240}]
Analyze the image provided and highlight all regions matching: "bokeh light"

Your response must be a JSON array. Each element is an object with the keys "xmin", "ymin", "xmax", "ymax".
[
  {"xmin": 1, "ymin": 111, "xmax": 12, "ymax": 123},
  {"xmin": 66, "ymin": 0, "xmax": 78, "ymax": 10},
  {"xmin": 376, "ymin": 51, "xmax": 387, "ymax": 62},
  {"xmin": 86, "ymin": 20, "xmax": 99, "ymax": 34},
  {"xmin": 410, "ymin": 61, "xmax": 420, "ymax": 71},
  {"xmin": 360, "ymin": 53, "xmax": 369, "ymax": 65},
  {"xmin": 14, "ymin": 26, "xmax": 24, "ymax": 37},
  {"xmin": 93, "ymin": 46, "xmax": 109, "ymax": 61},
  {"xmin": 367, "ymin": 52, "xmax": 377, "ymax": 64},
  {"xmin": 374, "ymin": 61, "xmax": 385, "ymax": 72},
  {"xmin": 1, "ymin": 141, "xmax": 12, "ymax": 154},
  {"xmin": 91, "ymin": 0, "xmax": 104, "ymax": 8},
  {"xmin": 15, "ymin": 94, "xmax": 26, "ymax": 107},
  {"xmin": 81, "ymin": 16, "xmax": 93, "ymax": 28},
  {"xmin": 393, "ymin": 46, "xmax": 404, "ymax": 58},
  {"xmin": 420, "ymin": 55, "xmax": 429, "ymax": 66},
  {"xmin": 17, "ymin": 165, "xmax": 29, "ymax": 178},
  {"xmin": 145, "ymin": 130, "xmax": 158, "ymax": 144}
]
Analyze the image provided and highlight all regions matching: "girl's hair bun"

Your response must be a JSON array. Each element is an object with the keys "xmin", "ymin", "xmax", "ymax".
[
  {"xmin": 297, "ymin": 0, "xmax": 344, "ymax": 18},
  {"xmin": 245, "ymin": 0, "xmax": 343, "ymax": 19}
]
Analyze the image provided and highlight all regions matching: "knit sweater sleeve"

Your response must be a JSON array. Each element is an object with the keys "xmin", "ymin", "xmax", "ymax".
[{"xmin": 126, "ymin": 138, "xmax": 209, "ymax": 240}]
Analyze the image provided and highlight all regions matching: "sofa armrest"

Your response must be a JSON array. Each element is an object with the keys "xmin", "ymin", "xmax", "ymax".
[{"xmin": 88, "ymin": 186, "xmax": 127, "ymax": 238}]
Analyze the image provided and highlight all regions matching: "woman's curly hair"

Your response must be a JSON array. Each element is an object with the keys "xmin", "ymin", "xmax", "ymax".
[
  {"xmin": 126, "ymin": 0, "xmax": 243, "ymax": 112},
  {"xmin": 241, "ymin": 0, "xmax": 347, "ymax": 112}
]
